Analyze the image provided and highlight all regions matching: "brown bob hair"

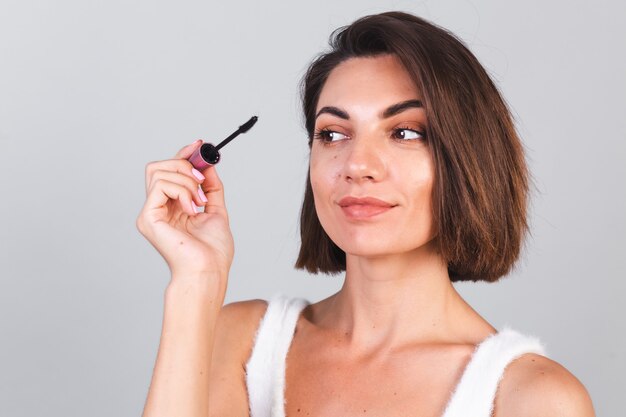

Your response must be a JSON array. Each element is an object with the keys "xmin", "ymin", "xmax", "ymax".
[{"xmin": 294, "ymin": 11, "xmax": 531, "ymax": 283}]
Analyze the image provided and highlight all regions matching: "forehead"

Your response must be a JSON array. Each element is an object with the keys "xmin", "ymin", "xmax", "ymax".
[{"xmin": 317, "ymin": 54, "xmax": 421, "ymax": 112}]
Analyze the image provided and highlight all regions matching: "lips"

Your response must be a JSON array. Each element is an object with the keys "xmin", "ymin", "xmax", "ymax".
[{"xmin": 337, "ymin": 196, "xmax": 396, "ymax": 219}]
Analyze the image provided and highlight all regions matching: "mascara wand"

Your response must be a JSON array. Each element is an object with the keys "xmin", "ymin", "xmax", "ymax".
[{"xmin": 188, "ymin": 115, "xmax": 259, "ymax": 170}]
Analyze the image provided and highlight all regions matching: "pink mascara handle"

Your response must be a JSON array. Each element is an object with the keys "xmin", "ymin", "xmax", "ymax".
[{"xmin": 188, "ymin": 143, "xmax": 221, "ymax": 170}]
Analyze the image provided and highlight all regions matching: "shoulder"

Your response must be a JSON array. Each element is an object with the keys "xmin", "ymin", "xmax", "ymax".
[
  {"xmin": 216, "ymin": 298, "xmax": 269, "ymax": 344},
  {"xmin": 208, "ymin": 299, "xmax": 269, "ymax": 416},
  {"xmin": 494, "ymin": 353, "xmax": 595, "ymax": 417},
  {"xmin": 219, "ymin": 298, "xmax": 269, "ymax": 320},
  {"xmin": 212, "ymin": 298, "xmax": 269, "ymax": 367}
]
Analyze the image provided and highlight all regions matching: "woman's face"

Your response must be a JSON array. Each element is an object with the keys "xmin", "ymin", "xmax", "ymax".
[{"xmin": 310, "ymin": 54, "xmax": 437, "ymax": 258}]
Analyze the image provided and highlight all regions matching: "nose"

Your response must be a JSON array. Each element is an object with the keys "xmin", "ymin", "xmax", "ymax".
[{"xmin": 342, "ymin": 136, "xmax": 385, "ymax": 183}]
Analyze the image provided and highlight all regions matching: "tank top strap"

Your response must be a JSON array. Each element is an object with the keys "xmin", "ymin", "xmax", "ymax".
[
  {"xmin": 441, "ymin": 326, "xmax": 547, "ymax": 417},
  {"xmin": 245, "ymin": 293, "xmax": 310, "ymax": 417}
]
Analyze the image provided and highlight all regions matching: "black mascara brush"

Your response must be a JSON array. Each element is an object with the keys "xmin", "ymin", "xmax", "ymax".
[{"xmin": 188, "ymin": 115, "xmax": 258, "ymax": 170}]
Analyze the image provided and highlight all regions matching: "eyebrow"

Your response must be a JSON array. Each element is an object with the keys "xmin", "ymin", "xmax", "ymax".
[{"xmin": 315, "ymin": 99, "xmax": 423, "ymax": 120}]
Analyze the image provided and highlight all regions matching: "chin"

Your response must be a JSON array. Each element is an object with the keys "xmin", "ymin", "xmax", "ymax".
[
  {"xmin": 327, "ymin": 224, "xmax": 439, "ymax": 259},
  {"xmin": 333, "ymin": 235, "xmax": 429, "ymax": 259}
]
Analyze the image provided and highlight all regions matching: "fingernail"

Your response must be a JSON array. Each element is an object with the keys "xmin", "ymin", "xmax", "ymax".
[
  {"xmin": 190, "ymin": 201, "xmax": 198, "ymax": 214},
  {"xmin": 191, "ymin": 168, "xmax": 205, "ymax": 181},
  {"xmin": 197, "ymin": 187, "xmax": 208, "ymax": 203}
]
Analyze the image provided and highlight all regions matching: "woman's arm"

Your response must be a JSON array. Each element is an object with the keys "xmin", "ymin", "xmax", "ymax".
[
  {"xmin": 142, "ymin": 276, "xmax": 225, "ymax": 417},
  {"xmin": 137, "ymin": 140, "xmax": 238, "ymax": 416},
  {"xmin": 142, "ymin": 280, "xmax": 263, "ymax": 417}
]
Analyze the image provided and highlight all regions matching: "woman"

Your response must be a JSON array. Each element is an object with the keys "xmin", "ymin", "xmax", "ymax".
[{"xmin": 137, "ymin": 12, "xmax": 595, "ymax": 417}]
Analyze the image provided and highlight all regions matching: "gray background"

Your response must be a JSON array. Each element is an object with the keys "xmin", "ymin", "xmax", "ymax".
[{"xmin": 0, "ymin": 0, "xmax": 623, "ymax": 416}]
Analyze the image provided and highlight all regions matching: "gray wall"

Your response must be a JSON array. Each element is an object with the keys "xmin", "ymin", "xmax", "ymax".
[{"xmin": 1, "ymin": 0, "xmax": 623, "ymax": 416}]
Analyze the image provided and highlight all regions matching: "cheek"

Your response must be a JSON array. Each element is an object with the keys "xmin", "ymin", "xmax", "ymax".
[
  {"xmin": 394, "ymin": 152, "xmax": 434, "ymax": 191},
  {"xmin": 408, "ymin": 168, "xmax": 436, "ymax": 235},
  {"xmin": 309, "ymin": 158, "xmax": 323, "ymax": 198},
  {"xmin": 310, "ymin": 152, "xmax": 344, "ymax": 238},
  {"xmin": 310, "ymin": 151, "xmax": 342, "ymax": 198},
  {"xmin": 411, "ymin": 174, "xmax": 433, "ymax": 203},
  {"xmin": 394, "ymin": 155, "xmax": 435, "ymax": 223}
]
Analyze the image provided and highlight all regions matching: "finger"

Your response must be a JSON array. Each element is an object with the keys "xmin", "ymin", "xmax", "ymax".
[
  {"xmin": 148, "ymin": 170, "xmax": 208, "ymax": 207},
  {"xmin": 174, "ymin": 139, "xmax": 204, "ymax": 159},
  {"xmin": 198, "ymin": 165, "xmax": 227, "ymax": 215},
  {"xmin": 145, "ymin": 178, "xmax": 198, "ymax": 217},
  {"xmin": 145, "ymin": 159, "xmax": 203, "ymax": 195}
]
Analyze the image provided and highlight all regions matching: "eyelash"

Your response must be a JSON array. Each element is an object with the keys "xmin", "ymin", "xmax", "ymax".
[{"xmin": 313, "ymin": 126, "xmax": 427, "ymax": 145}]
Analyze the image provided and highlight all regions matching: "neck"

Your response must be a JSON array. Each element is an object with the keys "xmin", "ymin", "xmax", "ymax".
[{"xmin": 317, "ymin": 241, "xmax": 489, "ymax": 354}]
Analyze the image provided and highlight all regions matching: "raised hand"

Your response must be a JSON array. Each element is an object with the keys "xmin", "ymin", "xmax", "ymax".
[{"xmin": 136, "ymin": 140, "xmax": 234, "ymax": 286}]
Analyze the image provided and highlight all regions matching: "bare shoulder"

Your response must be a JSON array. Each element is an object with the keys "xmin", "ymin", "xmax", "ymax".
[
  {"xmin": 215, "ymin": 298, "xmax": 269, "ymax": 351},
  {"xmin": 494, "ymin": 353, "xmax": 596, "ymax": 417},
  {"xmin": 218, "ymin": 298, "xmax": 269, "ymax": 327},
  {"xmin": 208, "ymin": 299, "xmax": 268, "ymax": 417}
]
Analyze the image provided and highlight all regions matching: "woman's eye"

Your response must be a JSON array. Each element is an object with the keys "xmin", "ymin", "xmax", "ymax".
[
  {"xmin": 393, "ymin": 128, "xmax": 425, "ymax": 141},
  {"xmin": 314, "ymin": 129, "xmax": 348, "ymax": 143}
]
